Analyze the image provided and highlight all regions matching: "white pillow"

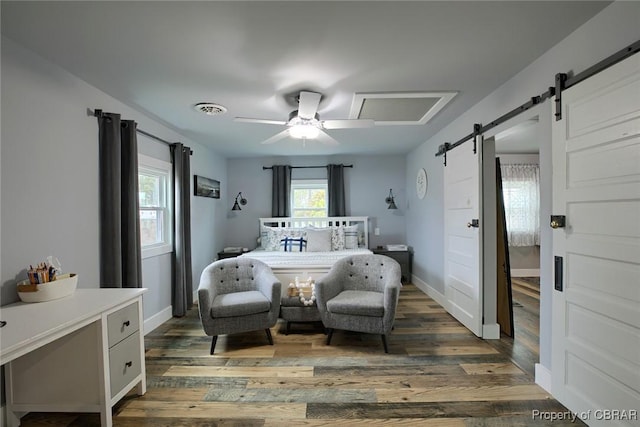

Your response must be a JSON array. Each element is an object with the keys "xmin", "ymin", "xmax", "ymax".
[
  {"xmin": 306, "ymin": 225, "xmax": 345, "ymax": 251},
  {"xmin": 260, "ymin": 226, "xmax": 280, "ymax": 251},
  {"xmin": 344, "ymin": 225, "xmax": 359, "ymax": 249},
  {"xmin": 306, "ymin": 228, "xmax": 332, "ymax": 252},
  {"xmin": 331, "ymin": 227, "xmax": 346, "ymax": 251}
]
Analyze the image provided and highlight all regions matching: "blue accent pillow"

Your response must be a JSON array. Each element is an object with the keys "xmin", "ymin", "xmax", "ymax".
[{"xmin": 280, "ymin": 237, "xmax": 307, "ymax": 252}]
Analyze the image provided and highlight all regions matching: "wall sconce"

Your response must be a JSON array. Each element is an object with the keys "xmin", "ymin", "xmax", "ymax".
[
  {"xmin": 231, "ymin": 192, "xmax": 247, "ymax": 211},
  {"xmin": 385, "ymin": 189, "xmax": 398, "ymax": 210}
]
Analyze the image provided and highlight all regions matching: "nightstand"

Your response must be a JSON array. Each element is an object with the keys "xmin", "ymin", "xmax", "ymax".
[
  {"xmin": 217, "ymin": 251, "xmax": 243, "ymax": 260},
  {"xmin": 372, "ymin": 248, "xmax": 413, "ymax": 283}
]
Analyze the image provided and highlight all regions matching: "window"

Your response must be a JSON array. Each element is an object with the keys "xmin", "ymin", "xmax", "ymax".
[
  {"xmin": 138, "ymin": 154, "xmax": 172, "ymax": 258},
  {"xmin": 291, "ymin": 179, "xmax": 328, "ymax": 218},
  {"xmin": 501, "ymin": 163, "xmax": 540, "ymax": 247}
]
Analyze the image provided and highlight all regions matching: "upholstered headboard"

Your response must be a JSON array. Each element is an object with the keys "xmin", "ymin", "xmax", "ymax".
[{"xmin": 259, "ymin": 216, "xmax": 369, "ymax": 249}]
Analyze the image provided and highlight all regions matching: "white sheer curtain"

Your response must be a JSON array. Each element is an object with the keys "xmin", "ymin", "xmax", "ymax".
[{"xmin": 501, "ymin": 163, "xmax": 540, "ymax": 247}]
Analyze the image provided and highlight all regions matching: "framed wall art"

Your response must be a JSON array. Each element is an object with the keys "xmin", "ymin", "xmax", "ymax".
[{"xmin": 194, "ymin": 175, "xmax": 220, "ymax": 198}]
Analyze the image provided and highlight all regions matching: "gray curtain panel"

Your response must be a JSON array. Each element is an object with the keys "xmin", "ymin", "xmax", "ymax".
[
  {"xmin": 171, "ymin": 143, "xmax": 193, "ymax": 317},
  {"xmin": 327, "ymin": 164, "xmax": 346, "ymax": 216},
  {"xmin": 97, "ymin": 113, "xmax": 142, "ymax": 288},
  {"xmin": 271, "ymin": 165, "xmax": 291, "ymax": 217}
]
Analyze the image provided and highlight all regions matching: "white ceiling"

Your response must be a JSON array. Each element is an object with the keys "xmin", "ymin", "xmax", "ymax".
[
  {"xmin": 495, "ymin": 119, "xmax": 540, "ymax": 154},
  {"xmin": 1, "ymin": 1, "xmax": 610, "ymax": 158}
]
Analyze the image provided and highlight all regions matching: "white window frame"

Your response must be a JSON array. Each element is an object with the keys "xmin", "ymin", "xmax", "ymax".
[
  {"xmin": 290, "ymin": 179, "xmax": 328, "ymax": 218},
  {"xmin": 138, "ymin": 154, "xmax": 173, "ymax": 259}
]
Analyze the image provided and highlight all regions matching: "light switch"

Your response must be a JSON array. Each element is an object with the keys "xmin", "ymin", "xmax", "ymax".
[{"xmin": 374, "ymin": 227, "xmax": 380, "ymax": 236}]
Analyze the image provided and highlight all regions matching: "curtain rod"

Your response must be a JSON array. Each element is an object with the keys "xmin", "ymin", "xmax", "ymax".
[
  {"xmin": 91, "ymin": 109, "xmax": 192, "ymax": 155},
  {"xmin": 262, "ymin": 165, "xmax": 353, "ymax": 170}
]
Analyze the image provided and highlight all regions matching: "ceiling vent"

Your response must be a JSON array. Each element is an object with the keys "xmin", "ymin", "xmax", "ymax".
[
  {"xmin": 349, "ymin": 92, "xmax": 456, "ymax": 125},
  {"xmin": 194, "ymin": 103, "xmax": 227, "ymax": 116}
]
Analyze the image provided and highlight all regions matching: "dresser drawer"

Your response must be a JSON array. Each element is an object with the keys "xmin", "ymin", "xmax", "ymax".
[
  {"xmin": 107, "ymin": 302, "xmax": 139, "ymax": 347},
  {"xmin": 109, "ymin": 330, "xmax": 142, "ymax": 398}
]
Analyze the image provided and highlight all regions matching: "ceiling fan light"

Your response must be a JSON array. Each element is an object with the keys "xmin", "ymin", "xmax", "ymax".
[{"xmin": 289, "ymin": 124, "xmax": 320, "ymax": 139}]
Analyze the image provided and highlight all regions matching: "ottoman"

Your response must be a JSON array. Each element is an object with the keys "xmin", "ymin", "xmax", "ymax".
[{"xmin": 280, "ymin": 295, "xmax": 323, "ymax": 335}]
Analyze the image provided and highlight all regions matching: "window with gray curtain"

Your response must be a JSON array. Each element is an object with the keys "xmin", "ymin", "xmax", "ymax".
[
  {"xmin": 97, "ymin": 112, "xmax": 142, "ymax": 288},
  {"xmin": 327, "ymin": 164, "xmax": 346, "ymax": 216}
]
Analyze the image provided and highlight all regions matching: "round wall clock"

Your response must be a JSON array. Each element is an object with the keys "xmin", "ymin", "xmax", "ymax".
[{"xmin": 416, "ymin": 168, "xmax": 427, "ymax": 199}]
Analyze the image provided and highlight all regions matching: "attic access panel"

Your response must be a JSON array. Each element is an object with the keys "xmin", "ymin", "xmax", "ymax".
[{"xmin": 349, "ymin": 92, "xmax": 457, "ymax": 125}]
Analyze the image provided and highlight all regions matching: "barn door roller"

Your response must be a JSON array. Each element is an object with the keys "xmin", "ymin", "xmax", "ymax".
[{"xmin": 473, "ymin": 123, "xmax": 482, "ymax": 154}]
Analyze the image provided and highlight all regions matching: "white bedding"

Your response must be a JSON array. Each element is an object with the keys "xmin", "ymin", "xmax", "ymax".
[{"xmin": 239, "ymin": 248, "xmax": 372, "ymax": 269}]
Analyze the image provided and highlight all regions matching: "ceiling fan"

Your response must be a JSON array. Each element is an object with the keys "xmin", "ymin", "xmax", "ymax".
[{"xmin": 234, "ymin": 91, "xmax": 374, "ymax": 145}]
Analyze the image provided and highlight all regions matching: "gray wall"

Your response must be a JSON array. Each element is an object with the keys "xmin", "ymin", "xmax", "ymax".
[
  {"xmin": 190, "ymin": 146, "xmax": 228, "ymax": 281},
  {"xmin": 226, "ymin": 155, "xmax": 406, "ymax": 250},
  {"xmin": 0, "ymin": 37, "xmax": 227, "ymax": 323},
  {"xmin": 405, "ymin": 1, "xmax": 640, "ymax": 373}
]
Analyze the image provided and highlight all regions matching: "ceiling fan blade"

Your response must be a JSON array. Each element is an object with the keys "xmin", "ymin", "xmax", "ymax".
[
  {"xmin": 322, "ymin": 119, "xmax": 375, "ymax": 129},
  {"xmin": 235, "ymin": 117, "xmax": 286, "ymax": 125},
  {"xmin": 297, "ymin": 91, "xmax": 321, "ymax": 119},
  {"xmin": 260, "ymin": 129, "xmax": 291, "ymax": 145},
  {"xmin": 316, "ymin": 130, "xmax": 339, "ymax": 146}
]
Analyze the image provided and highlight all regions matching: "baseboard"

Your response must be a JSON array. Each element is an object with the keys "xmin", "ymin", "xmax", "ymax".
[
  {"xmin": 413, "ymin": 275, "xmax": 501, "ymax": 340},
  {"xmin": 511, "ymin": 268, "xmax": 540, "ymax": 277},
  {"xmin": 535, "ymin": 363, "xmax": 552, "ymax": 394},
  {"xmin": 482, "ymin": 323, "xmax": 500, "ymax": 340},
  {"xmin": 143, "ymin": 305, "xmax": 172, "ymax": 336},
  {"xmin": 411, "ymin": 274, "xmax": 448, "ymax": 310}
]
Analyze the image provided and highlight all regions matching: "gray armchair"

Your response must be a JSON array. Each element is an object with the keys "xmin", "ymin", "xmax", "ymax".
[
  {"xmin": 315, "ymin": 254, "xmax": 401, "ymax": 353},
  {"xmin": 197, "ymin": 258, "xmax": 281, "ymax": 354}
]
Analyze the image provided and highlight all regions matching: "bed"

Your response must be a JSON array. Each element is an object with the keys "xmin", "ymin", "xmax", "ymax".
[{"xmin": 239, "ymin": 216, "xmax": 371, "ymax": 289}]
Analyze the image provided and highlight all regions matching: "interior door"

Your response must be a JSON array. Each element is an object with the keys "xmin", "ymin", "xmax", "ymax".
[
  {"xmin": 444, "ymin": 139, "xmax": 483, "ymax": 337},
  {"xmin": 551, "ymin": 53, "xmax": 640, "ymax": 425},
  {"xmin": 495, "ymin": 157, "xmax": 514, "ymax": 337}
]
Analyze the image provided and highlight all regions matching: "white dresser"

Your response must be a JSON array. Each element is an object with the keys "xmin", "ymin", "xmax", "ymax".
[{"xmin": 0, "ymin": 288, "xmax": 147, "ymax": 427}]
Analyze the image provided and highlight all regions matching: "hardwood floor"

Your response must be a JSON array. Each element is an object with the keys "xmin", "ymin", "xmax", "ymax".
[
  {"xmin": 487, "ymin": 277, "xmax": 541, "ymax": 378},
  {"xmin": 19, "ymin": 283, "xmax": 583, "ymax": 426}
]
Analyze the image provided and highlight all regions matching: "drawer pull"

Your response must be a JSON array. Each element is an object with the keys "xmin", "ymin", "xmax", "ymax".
[
  {"xmin": 125, "ymin": 361, "xmax": 133, "ymax": 368},
  {"xmin": 123, "ymin": 320, "xmax": 130, "ymax": 327}
]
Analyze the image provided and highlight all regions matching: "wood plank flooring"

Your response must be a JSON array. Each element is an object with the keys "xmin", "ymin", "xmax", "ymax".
[
  {"xmin": 19, "ymin": 283, "xmax": 583, "ymax": 426},
  {"xmin": 487, "ymin": 277, "xmax": 541, "ymax": 377}
]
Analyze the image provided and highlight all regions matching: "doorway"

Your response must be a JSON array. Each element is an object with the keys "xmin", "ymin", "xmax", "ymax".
[{"xmin": 483, "ymin": 112, "xmax": 550, "ymax": 377}]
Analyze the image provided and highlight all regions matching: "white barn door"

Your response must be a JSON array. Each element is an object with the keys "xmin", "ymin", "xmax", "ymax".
[
  {"xmin": 552, "ymin": 54, "xmax": 640, "ymax": 425},
  {"xmin": 444, "ymin": 140, "xmax": 483, "ymax": 337}
]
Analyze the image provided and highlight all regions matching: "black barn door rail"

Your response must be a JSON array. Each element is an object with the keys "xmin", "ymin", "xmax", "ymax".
[
  {"xmin": 436, "ymin": 39, "xmax": 640, "ymax": 161},
  {"xmin": 435, "ymin": 90, "xmax": 552, "ymax": 161}
]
